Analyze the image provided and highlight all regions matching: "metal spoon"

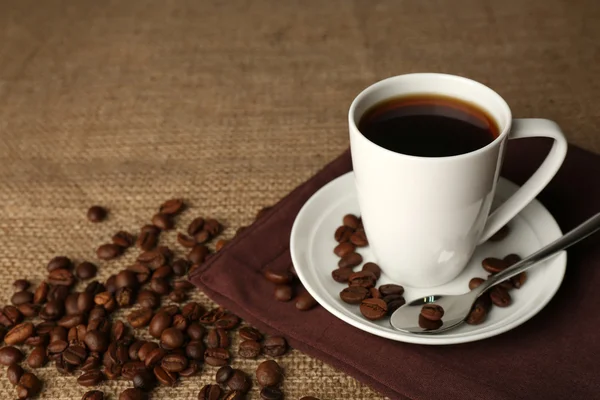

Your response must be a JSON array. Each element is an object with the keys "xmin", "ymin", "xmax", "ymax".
[{"xmin": 390, "ymin": 212, "xmax": 600, "ymax": 334}]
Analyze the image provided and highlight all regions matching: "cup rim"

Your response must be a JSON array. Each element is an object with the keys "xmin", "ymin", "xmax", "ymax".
[{"xmin": 348, "ymin": 73, "xmax": 513, "ymax": 161}]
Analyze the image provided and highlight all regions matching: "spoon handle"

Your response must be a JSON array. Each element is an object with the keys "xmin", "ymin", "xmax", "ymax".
[{"xmin": 479, "ymin": 212, "xmax": 600, "ymax": 294}]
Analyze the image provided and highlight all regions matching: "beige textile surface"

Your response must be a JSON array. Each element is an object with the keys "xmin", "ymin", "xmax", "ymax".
[{"xmin": 0, "ymin": 0, "xmax": 599, "ymax": 399}]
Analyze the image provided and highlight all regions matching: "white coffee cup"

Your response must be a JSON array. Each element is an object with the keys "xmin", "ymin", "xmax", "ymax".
[{"xmin": 348, "ymin": 73, "xmax": 567, "ymax": 288}]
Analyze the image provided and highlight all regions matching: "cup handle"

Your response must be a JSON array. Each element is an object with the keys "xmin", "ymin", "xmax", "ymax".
[{"xmin": 478, "ymin": 118, "xmax": 568, "ymax": 244}]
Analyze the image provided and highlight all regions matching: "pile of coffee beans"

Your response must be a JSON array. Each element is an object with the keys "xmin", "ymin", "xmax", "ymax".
[{"xmin": 0, "ymin": 200, "xmax": 321, "ymax": 400}]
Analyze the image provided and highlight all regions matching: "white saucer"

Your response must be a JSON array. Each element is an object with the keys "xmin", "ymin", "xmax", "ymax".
[{"xmin": 290, "ymin": 172, "xmax": 566, "ymax": 345}]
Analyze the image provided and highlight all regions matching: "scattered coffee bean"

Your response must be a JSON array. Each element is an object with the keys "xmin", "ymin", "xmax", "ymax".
[
  {"xmin": 11, "ymin": 291, "xmax": 33, "ymax": 306},
  {"xmin": 137, "ymin": 225, "xmax": 160, "ymax": 251},
  {"xmin": 127, "ymin": 308, "xmax": 154, "ymax": 328},
  {"xmin": 5, "ymin": 322, "xmax": 34, "ymax": 345},
  {"xmin": 295, "ymin": 291, "xmax": 318, "ymax": 311},
  {"xmin": 342, "ymin": 214, "xmax": 360, "ymax": 229},
  {"xmin": 152, "ymin": 213, "xmax": 174, "ymax": 230},
  {"xmin": 87, "ymin": 206, "xmax": 107, "ymax": 222},
  {"xmin": 133, "ymin": 370, "xmax": 156, "ymax": 391},
  {"xmin": 0, "ymin": 346, "xmax": 23, "ymax": 365},
  {"xmin": 216, "ymin": 365, "xmax": 234, "ymax": 384},
  {"xmin": 504, "ymin": 253, "xmax": 522, "ymax": 266},
  {"xmin": 359, "ymin": 298, "xmax": 387, "ymax": 321},
  {"xmin": 194, "ymin": 229, "xmax": 211, "ymax": 243},
  {"xmin": 215, "ymin": 313, "xmax": 240, "ymax": 330},
  {"xmin": 26, "ymin": 345, "xmax": 47, "ymax": 368},
  {"xmin": 176, "ymin": 232, "xmax": 196, "ymax": 248},
  {"xmin": 378, "ymin": 284, "xmax": 404, "ymax": 296},
  {"xmin": 33, "ymin": 281, "xmax": 49, "ymax": 304},
  {"xmin": 13, "ymin": 279, "xmax": 30, "ymax": 291},
  {"xmin": 16, "ymin": 372, "xmax": 42, "ymax": 399},
  {"xmin": 204, "ymin": 347, "xmax": 230, "ymax": 367},
  {"xmin": 96, "ymin": 243, "xmax": 123, "ymax": 260},
  {"xmin": 48, "ymin": 268, "xmax": 76, "ymax": 287},
  {"xmin": 469, "ymin": 277, "xmax": 485, "ymax": 290},
  {"xmin": 338, "ymin": 252, "xmax": 363, "ymax": 268},
  {"xmin": 188, "ymin": 244, "xmax": 210, "ymax": 264},
  {"xmin": 511, "ymin": 272, "xmax": 527, "ymax": 289},
  {"xmin": 490, "ymin": 286, "xmax": 512, "ymax": 307},
  {"xmin": 228, "ymin": 369, "xmax": 251, "ymax": 392},
  {"xmin": 173, "ymin": 280, "xmax": 194, "ymax": 291},
  {"xmin": 333, "ymin": 242, "xmax": 356, "ymax": 257},
  {"xmin": 386, "ymin": 295, "xmax": 406, "ymax": 314},
  {"xmin": 274, "ymin": 284, "xmax": 293, "ymax": 302},
  {"xmin": 482, "ymin": 257, "xmax": 509, "ymax": 274},
  {"xmin": 348, "ymin": 271, "xmax": 377, "ymax": 288},
  {"xmin": 137, "ymin": 290, "xmax": 160, "ymax": 309},
  {"xmin": 76, "ymin": 262, "xmax": 98, "ymax": 280},
  {"xmin": 198, "ymin": 384, "xmax": 222, "ymax": 400},
  {"xmin": 138, "ymin": 342, "xmax": 159, "ymax": 362},
  {"xmin": 223, "ymin": 391, "xmax": 245, "ymax": 400},
  {"xmin": 350, "ymin": 230, "xmax": 368, "ymax": 247},
  {"xmin": 169, "ymin": 289, "xmax": 187, "ymax": 303},
  {"xmin": 206, "ymin": 328, "xmax": 229, "ymax": 348},
  {"xmin": 339, "ymin": 286, "xmax": 369, "ymax": 304},
  {"xmin": 331, "ymin": 268, "xmax": 353, "ymax": 283},
  {"xmin": 418, "ymin": 314, "xmax": 443, "ymax": 330},
  {"xmin": 159, "ymin": 198, "xmax": 185, "ymax": 215},
  {"xmin": 160, "ymin": 327, "xmax": 184, "ymax": 349},
  {"xmin": 122, "ymin": 361, "xmax": 148, "ymax": 380},
  {"xmin": 489, "ymin": 224, "xmax": 510, "ymax": 241},
  {"xmin": 82, "ymin": 390, "xmax": 105, "ymax": 400},
  {"xmin": 334, "ymin": 226, "xmax": 353, "ymax": 243},
  {"xmin": 361, "ymin": 262, "xmax": 381, "ymax": 279},
  {"xmin": 7, "ymin": 363, "xmax": 24, "ymax": 385},
  {"xmin": 263, "ymin": 269, "xmax": 294, "ymax": 284},
  {"xmin": 119, "ymin": 388, "xmax": 148, "ymax": 400},
  {"xmin": 112, "ymin": 231, "xmax": 135, "ymax": 248},
  {"xmin": 466, "ymin": 296, "xmax": 491, "ymax": 325},
  {"xmin": 78, "ymin": 370, "xmax": 105, "ymax": 387},
  {"xmin": 47, "ymin": 256, "xmax": 72, "ymax": 272},
  {"xmin": 256, "ymin": 359, "xmax": 284, "ymax": 387},
  {"xmin": 153, "ymin": 365, "xmax": 178, "ymax": 386},
  {"xmin": 239, "ymin": 326, "xmax": 262, "ymax": 341},
  {"xmin": 239, "ymin": 340, "xmax": 261, "ymax": 358},
  {"xmin": 144, "ymin": 348, "xmax": 166, "ymax": 369},
  {"xmin": 260, "ymin": 387, "xmax": 284, "ymax": 400},
  {"xmin": 262, "ymin": 336, "xmax": 287, "ymax": 357},
  {"xmin": 420, "ymin": 304, "xmax": 444, "ymax": 321}
]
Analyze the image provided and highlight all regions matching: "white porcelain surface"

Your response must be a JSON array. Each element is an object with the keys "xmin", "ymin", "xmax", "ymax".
[
  {"xmin": 290, "ymin": 172, "xmax": 566, "ymax": 345},
  {"xmin": 349, "ymin": 73, "xmax": 567, "ymax": 287}
]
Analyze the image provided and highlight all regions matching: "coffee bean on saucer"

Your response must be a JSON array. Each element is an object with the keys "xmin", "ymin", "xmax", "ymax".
[
  {"xmin": 334, "ymin": 226, "xmax": 353, "ymax": 243},
  {"xmin": 338, "ymin": 252, "xmax": 362, "ymax": 268},
  {"xmin": 295, "ymin": 291, "xmax": 318, "ymax": 311},
  {"xmin": 112, "ymin": 231, "xmax": 135, "ymax": 248},
  {"xmin": 468, "ymin": 277, "xmax": 485, "ymax": 290},
  {"xmin": 378, "ymin": 284, "xmax": 404, "ymax": 296},
  {"xmin": 360, "ymin": 298, "xmax": 387, "ymax": 321},
  {"xmin": 342, "ymin": 214, "xmax": 360, "ymax": 229},
  {"xmin": 96, "ymin": 244, "xmax": 123, "ymax": 260},
  {"xmin": 420, "ymin": 304, "xmax": 444, "ymax": 321},
  {"xmin": 489, "ymin": 225, "xmax": 510, "ymax": 241},
  {"xmin": 239, "ymin": 340, "xmax": 261, "ymax": 358},
  {"xmin": 482, "ymin": 257, "xmax": 509, "ymax": 274},
  {"xmin": 159, "ymin": 198, "xmax": 185, "ymax": 215},
  {"xmin": 511, "ymin": 272, "xmax": 527, "ymax": 289},
  {"xmin": 418, "ymin": 314, "xmax": 443, "ymax": 330},
  {"xmin": 263, "ymin": 269, "xmax": 294, "ymax": 284},
  {"xmin": 87, "ymin": 206, "xmax": 107, "ymax": 222},
  {"xmin": 350, "ymin": 230, "xmax": 368, "ymax": 247},
  {"xmin": 466, "ymin": 296, "xmax": 491, "ymax": 325},
  {"xmin": 385, "ymin": 296, "xmax": 406, "ymax": 314},
  {"xmin": 274, "ymin": 285, "xmax": 293, "ymax": 302},
  {"xmin": 490, "ymin": 286, "xmax": 511, "ymax": 307},
  {"xmin": 333, "ymin": 242, "xmax": 355, "ymax": 257},
  {"xmin": 198, "ymin": 385, "xmax": 222, "ymax": 400},
  {"xmin": 256, "ymin": 359, "xmax": 284, "ymax": 387},
  {"xmin": 339, "ymin": 286, "xmax": 369, "ymax": 304},
  {"xmin": 332, "ymin": 268, "xmax": 353, "ymax": 283},
  {"xmin": 348, "ymin": 271, "xmax": 376, "ymax": 288},
  {"xmin": 369, "ymin": 288, "xmax": 382, "ymax": 299},
  {"xmin": 262, "ymin": 336, "xmax": 287, "ymax": 357},
  {"xmin": 260, "ymin": 387, "xmax": 284, "ymax": 400},
  {"xmin": 361, "ymin": 262, "xmax": 381, "ymax": 279}
]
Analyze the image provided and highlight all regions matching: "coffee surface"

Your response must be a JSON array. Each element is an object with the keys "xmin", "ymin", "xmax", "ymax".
[{"xmin": 358, "ymin": 94, "xmax": 499, "ymax": 157}]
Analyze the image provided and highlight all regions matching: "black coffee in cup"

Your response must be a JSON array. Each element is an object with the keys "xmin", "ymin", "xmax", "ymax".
[{"xmin": 358, "ymin": 94, "xmax": 499, "ymax": 157}]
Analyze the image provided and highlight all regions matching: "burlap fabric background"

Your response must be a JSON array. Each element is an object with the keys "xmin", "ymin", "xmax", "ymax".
[{"xmin": 0, "ymin": 1, "xmax": 598, "ymax": 399}]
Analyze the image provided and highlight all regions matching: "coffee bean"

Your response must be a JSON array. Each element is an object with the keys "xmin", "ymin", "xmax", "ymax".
[
  {"xmin": 47, "ymin": 256, "xmax": 73, "ymax": 272},
  {"xmin": 490, "ymin": 286, "xmax": 511, "ymax": 307},
  {"xmin": 331, "ymin": 268, "xmax": 353, "ymax": 283},
  {"xmin": 361, "ymin": 262, "xmax": 381, "ymax": 279},
  {"xmin": 338, "ymin": 252, "xmax": 363, "ymax": 268},
  {"xmin": 274, "ymin": 285, "xmax": 293, "ymax": 302},
  {"xmin": 204, "ymin": 347, "xmax": 230, "ymax": 367},
  {"xmin": 96, "ymin": 243, "xmax": 123, "ymax": 260},
  {"xmin": 115, "ymin": 270, "xmax": 138, "ymax": 290},
  {"xmin": 469, "ymin": 277, "xmax": 485, "ymax": 290},
  {"xmin": 55, "ymin": 356, "xmax": 74, "ymax": 374},
  {"xmin": 178, "ymin": 303, "xmax": 201, "ymax": 323},
  {"xmin": 87, "ymin": 206, "xmax": 107, "ymax": 222},
  {"xmin": 223, "ymin": 391, "xmax": 245, "ymax": 400},
  {"xmin": 260, "ymin": 387, "xmax": 284, "ymax": 400},
  {"xmin": 256, "ymin": 359, "xmax": 284, "ymax": 387},
  {"xmin": 104, "ymin": 362, "xmax": 122, "ymax": 380},
  {"xmin": 86, "ymin": 281, "xmax": 106, "ymax": 295},
  {"xmin": 94, "ymin": 291, "xmax": 113, "ymax": 307},
  {"xmin": 115, "ymin": 287, "xmax": 135, "ymax": 308},
  {"xmin": 119, "ymin": 388, "xmax": 148, "ymax": 400},
  {"xmin": 182, "ymin": 339, "xmax": 203, "ymax": 360},
  {"xmin": 159, "ymin": 305, "xmax": 180, "ymax": 316},
  {"xmin": 153, "ymin": 365, "xmax": 177, "ymax": 386},
  {"xmin": 199, "ymin": 307, "xmax": 225, "ymax": 324},
  {"xmin": 87, "ymin": 317, "xmax": 110, "ymax": 334},
  {"xmin": 75, "ymin": 293, "xmax": 93, "ymax": 315},
  {"xmin": 17, "ymin": 372, "xmax": 42, "ymax": 399},
  {"xmin": 81, "ymin": 354, "xmax": 101, "ymax": 372},
  {"xmin": 348, "ymin": 271, "xmax": 377, "ymax": 288},
  {"xmin": 173, "ymin": 280, "xmax": 194, "ymax": 291},
  {"xmin": 213, "ymin": 365, "xmax": 234, "ymax": 386},
  {"xmin": 127, "ymin": 308, "xmax": 154, "ymax": 328},
  {"xmin": 148, "ymin": 278, "xmax": 170, "ymax": 296},
  {"xmin": 334, "ymin": 225, "xmax": 353, "ymax": 243},
  {"xmin": 420, "ymin": 304, "xmax": 444, "ymax": 321},
  {"xmin": 137, "ymin": 225, "xmax": 160, "ymax": 251},
  {"xmin": 148, "ymin": 312, "xmax": 171, "ymax": 338},
  {"xmin": 489, "ymin": 224, "xmax": 510, "ymax": 241},
  {"xmin": 239, "ymin": 326, "xmax": 262, "ymax": 341},
  {"xmin": 203, "ymin": 218, "xmax": 221, "ymax": 236},
  {"xmin": 350, "ymin": 230, "xmax": 368, "ymax": 247},
  {"xmin": 194, "ymin": 230, "xmax": 210, "ymax": 245},
  {"xmin": 418, "ymin": 314, "xmax": 443, "ymax": 330},
  {"xmin": 198, "ymin": 384, "xmax": 222, "ymax": 400},
  {"xmin": 0, "ymin": 346, "xmax": 23, "ymax": 365},
  {"xmin": 359, "ymin": 298, "xmax": 387, "ymax": 321},
  {"xmin": 84, "ymin": 329, "xmax": 108, "ymax": 352},
  {"xmin": 188, "ymin": 244, "xmax": 210, "ymax": 264},
  {"xmin": 47, "ymin": 340, "xmax": 68, "ymax": 355},
  {"xmin": 105, "ymin": 275, "xmax": 118, "ymax": 293},
  {"xmin": 137, "ymin": 342, "xmax": 158, "ymax": 362},
  {"xmin": 135, "ymin": 290, "xmax": 158, "ymax": 310},
  {"xmin": 369, "ymin": 287, "xmax": 382, "ymax": 299},
  {"xmin": 158, "ymin": 198, "xmax": 184, "ymax": 215},
  {"xmin": 160, "ymin": 327, "xmax": 184, "ymax": 349},
  {"xmin": 238, "ymin": 340, "xmax": 261, "ymax": 359},
  {"xmin": 39, "ymin": 300, "xmax": 63, "ymax": 321},
  {"xmin": 343, "ymin": 214, "xmax": 360, "ymax": 229},
  {"xmin": 176, "ymin": 232, "xmax": 196, "ymax": 249},
  {"xmin": 7, "ymin": 363, "xmax": 24, "ymax": 385},
  {"xmin": 183, "ymin": 324, "xmax": 203, "ymax": 343},
  {"xmin": 133, "ymin": 370, "xmax": 156, "ymax": 391},
  {"xmin": 48, "ymin": 285, "xmax": 70, "ymax": 302},
  {"xmin": 13, "ymin": 279, "xmax": 30, "ymax": 291},
  {"xmin": 170, "ymin": 259, "xmax": 190, "ymax": 277},
  {"xmin": 33, "ymin": 281, "xmax": 49, "ymax": 305},
  {"xmin": 76, "ymin": 262, "xmax": 98, "ymax": 280},
  {"xmin": 385, "ymin": 296, "xmax": 406, "ymax": 314},
  {"xmin": 145, "ymin": 347, "xmax": 166, "ymax": 368},
  {"xmin": 26, "ymin": 345, "xmax": 47, "ymax": 368},
  {"xmin": 215, "ymin": 239, "xmax": 229, "ymax": 252},
  {"xmin": 504, "ymin": 253, "xmax": 522, "ymax": 266},
  {"xmin": 339, "ymin": 286, "xmax": 369, "ymax": 304},
  {"xmin": 11, "ymin": 291, "xmax": 33, "ymax": 306},
  {"xmin": 168, "ymin": 289, "xmax": 187, "ymax": 303},
  {"xmin": 24, "ymin": 335, "xmax": 46, "ymax": 347},
  {"xmin": 2, "ymin": 305, "xmax": 23, "ymax": 326},
  {"xmin": 161, "ymin": 353, "xmax": 188, "ymax": 372},
  {"xmin": 49, "ymin": 326, "xmax": 67, "ymax": 343},
  {"xmin": 82, "ymin": 390, "xmax": 105, "ymax": 400},
  {"xmin": 295, "ymin": 291, "xmax": 318, "ymax": 311},
  {"xmin": 113, "ymin": 231, "xmax": 135, "ymax": 248},
  {"xmin": 5, "ymin": 322, "xmax": 34, "ymax": 345},
  {"xmin": 78, "ymin": 370, "xmax": 105, "ymax": 387},
  {"xmin": 263, "ymin": 269, "xmax": 294, "ymax": 284},
  {"xmin": 215, "ymin": 313, "xmax": 240, "ymax": 330},
  {"xmin": 379, "ymin": 284, "xmax": 404, "ymax": 296},
  {"xmin": 482, "ymin": 257, "xmax": 509, "ymax": 274},
  {"xmin": 65, "ymin": 293, "xmax": 81, "ymax": 315},
  {"xmin": 262, "ymin": 336, "xmax": 287, "ymax": 357},
  {"xmin": 333, "ymin": 242, "xmax": 356, "ymax": 258},
  {"xmin": 35, "ymin": 322, "xmax": 56, "ymax": 336},
  {"xmin": 511, "ymin": 272, "xmax": 527, "ymax": 289},
  {"xmin": 206, "ymin": 328, "xmax": 229, "ymax": 348},
  {"xmin": 152, "ymin": 213, "xmax": 174, "ymax": 230},
  {"xmin": 228, "ymin": 369, "xmax": 251, "ymax": 392},
  {"xmin": 110, "ymin": 321, "xmax": 126, "ymax": 341},
  {"xmin": 122, "ymin": 361, "xmax": 147, "ymax": 379},
  {"xmin": 48, "ymin": 268, "xmax": 76, "ymax": 286},
  {"xmin": 63, "ymin": 344, "xmax": 87, "ymax": 365},
  {"xmin": 171, "ymin": 314, "xmax": 188, "ymax": 331}
]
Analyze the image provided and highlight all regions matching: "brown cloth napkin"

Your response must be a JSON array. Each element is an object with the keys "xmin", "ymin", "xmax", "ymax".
[{"xmin": 190, "ymin": 140, "xmax": 600, "ymax": 400}]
